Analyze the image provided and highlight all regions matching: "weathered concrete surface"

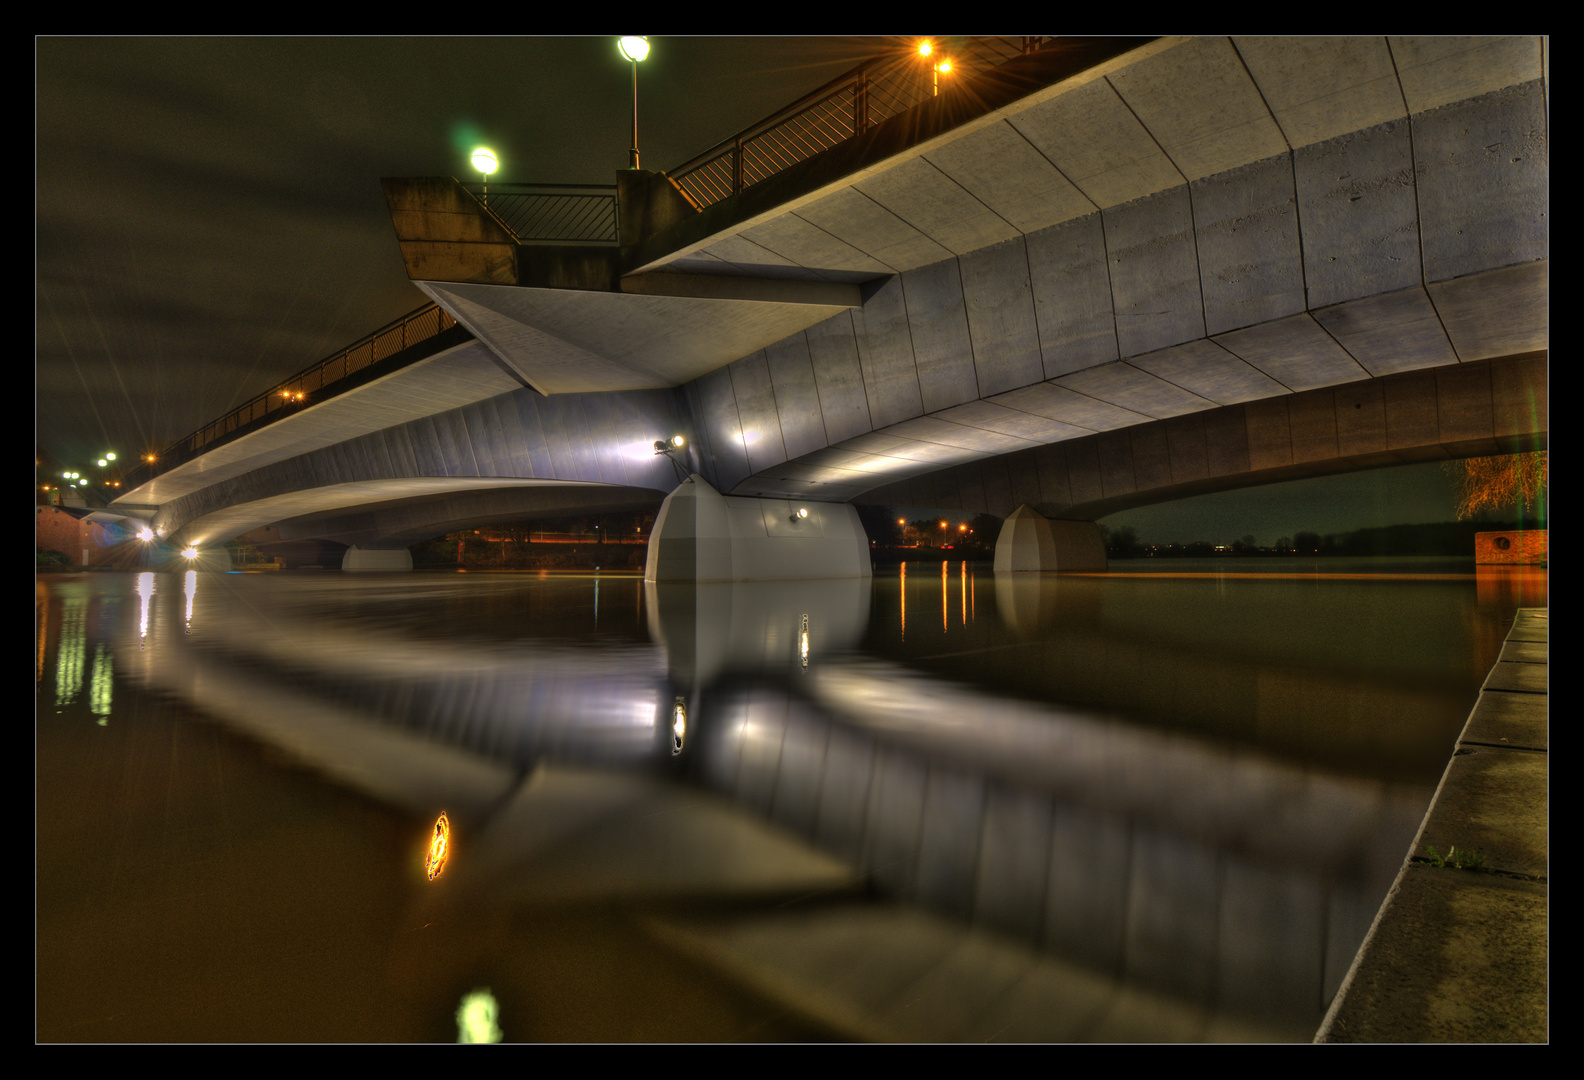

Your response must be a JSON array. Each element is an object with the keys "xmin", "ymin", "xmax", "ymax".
[
  {"xmin": 993, "ymin": 505, "xmax": 1107, "ymax": 572},
  {"xmin": 644, "ymin": 474, "xmax": 872, "ymax": 583},
  {"xmin": 864, "ymin": 352, "xmax": 1545, "ymax": 519},
  {"xmin": 340, "ymin": 545, "xmax": 414, "ymax": 572},
  {"xmin": 1318, "ymin": 608, "xmax": 1547, "ymax": 1043}
]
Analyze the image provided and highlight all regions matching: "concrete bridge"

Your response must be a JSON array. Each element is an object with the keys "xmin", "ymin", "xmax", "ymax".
[{"xmin": 112, "ymin": 36, "xmax": 1548, "ymax": 576}]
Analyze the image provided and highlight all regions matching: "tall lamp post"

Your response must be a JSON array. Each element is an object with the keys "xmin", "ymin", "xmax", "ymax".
[
  {"xmin": 472, "ymin": 147, "xmax": 498, "ymax": 206},
  {"xmin": 618, "ymin": 36, "xmax": 650, "ymax": 169}
]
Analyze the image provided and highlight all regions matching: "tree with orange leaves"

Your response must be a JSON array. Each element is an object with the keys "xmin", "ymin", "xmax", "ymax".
[{"xmin": 1448, "ymin": 452, "xmax": 1547, "ymax": 520}]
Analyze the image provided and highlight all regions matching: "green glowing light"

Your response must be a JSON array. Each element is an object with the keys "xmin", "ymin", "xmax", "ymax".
[{"xmin": 456, "ymin": 988, "xmax": 502, "ymax": 1043}]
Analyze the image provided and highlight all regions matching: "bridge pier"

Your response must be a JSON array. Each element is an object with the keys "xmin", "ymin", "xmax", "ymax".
[
  {"xmin": 644, "ymin": 475, "xmax": 871, "ymax": 583},
  {"xmin": 342, "ymin": 545, "xmax": 414, "ymax": 572},
  {"xmin": 993, "ymin": 506, "xmax": 1107, "ymax": 573}
]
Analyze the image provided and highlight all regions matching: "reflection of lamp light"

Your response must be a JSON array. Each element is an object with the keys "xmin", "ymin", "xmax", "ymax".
[
  {"xmin": 671, "ymin": 699, "xmax": 687, "ymax": 755},
  {"xmin": 426, "ymin": 812, "xmax": 451, "ymax": 881},
  {"xmin": 799, "ymin": 613, "xmax": 810, "ymax": 672},
  {"xmin": 456, "ymin": 988, "xmax": 501, "ymax": 1044}
]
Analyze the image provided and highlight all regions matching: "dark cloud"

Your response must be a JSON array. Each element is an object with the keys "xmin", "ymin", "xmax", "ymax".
[{"xmin": 38, "ymin": 36, "xmax": 876, "ymax": 467}]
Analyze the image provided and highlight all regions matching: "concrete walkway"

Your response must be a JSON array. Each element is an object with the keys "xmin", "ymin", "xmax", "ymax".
[{"xmin": 1316, "ymin": 608, "xmax": 1548, "ymax": 1043}]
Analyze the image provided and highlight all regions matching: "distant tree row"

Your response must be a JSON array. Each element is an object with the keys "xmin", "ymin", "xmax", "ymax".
[{"xmin": 1103, "ymin": 520, "xmax": 1541, "ymax": 558}]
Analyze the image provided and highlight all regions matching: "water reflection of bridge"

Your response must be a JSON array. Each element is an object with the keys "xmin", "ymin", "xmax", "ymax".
[{"xmin": 114, "ymin": 571, "xmax": 1454, "ymax": 1040}]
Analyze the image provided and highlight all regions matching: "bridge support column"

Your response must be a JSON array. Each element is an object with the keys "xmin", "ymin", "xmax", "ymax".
[
  {"xmin": 342, "ymin": 545, "xmax": 414, "ymax": 572},
  {"xmin": 645, "ymin": 474, "xmax": 871, "ymax": 583},
  {"xmin": 993, "ymin": 505, "xmax": 1107, "ymax": 573}
]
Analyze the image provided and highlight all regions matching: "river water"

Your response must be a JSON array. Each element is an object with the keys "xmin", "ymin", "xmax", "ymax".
[{"xmin": 35, "ymin": 559, "xmax": 1545, "ymax": 1042}]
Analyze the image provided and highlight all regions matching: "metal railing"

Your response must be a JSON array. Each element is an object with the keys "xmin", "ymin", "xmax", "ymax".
[
  {"xmin": 121, "ymin": 302, "xmax": 459, "ymax": 491},
  {"xmin": 669, "ymin": 37, "xmax": 1052, "ymax": 209},
  {"xmin": 459, "ymin": 183, "xmax": 619, "ymax": 244},
  {"xmin": 124, "ymin": 39, "xmax": 1056, "ymax": 490}
]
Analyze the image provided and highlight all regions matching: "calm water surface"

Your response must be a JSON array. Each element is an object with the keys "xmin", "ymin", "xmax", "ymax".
[{"xmin": 36, "ymin": 559, "xmax": 1545, "ymax": 1042}]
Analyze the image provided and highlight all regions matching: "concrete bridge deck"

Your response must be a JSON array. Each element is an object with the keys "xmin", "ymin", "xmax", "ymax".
[{"xmin": 110, "ymin": 37, "xmax": 1547, "ymax": 571}]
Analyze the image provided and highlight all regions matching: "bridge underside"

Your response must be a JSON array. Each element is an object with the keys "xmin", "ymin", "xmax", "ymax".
[
  {"xmin": 118, "ymin": 37, "xmax": 1546, "ymax": 561},
  {"xmin": 389, "ymin": 38, "xmax": 1546, "ymax": 517}
]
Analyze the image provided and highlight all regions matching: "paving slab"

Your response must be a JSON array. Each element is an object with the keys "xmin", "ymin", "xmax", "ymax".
[
  {"xmin": 1316, "ymin": 867, "xmax": 1546, "ymax": 1043},
  {"xmin": 1463, "ymin": 691, "xmax": 1548, "ymax": 752}
]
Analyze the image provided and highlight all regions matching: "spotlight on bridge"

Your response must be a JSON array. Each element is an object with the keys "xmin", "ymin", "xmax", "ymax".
[
  {"xmin": 181, "ymin": 546, "xmax": 199, "ymax": 560},
  {"xmin": 794, "ymin": 507, "xmax": 809, "ymax": 520},
  {"xmin": 138, "ymin": 527, "xmax": 154, "ymax": 542},
  {"xmin": 670, "ymin": 435, "xmax": 685, "ymax": 448}
]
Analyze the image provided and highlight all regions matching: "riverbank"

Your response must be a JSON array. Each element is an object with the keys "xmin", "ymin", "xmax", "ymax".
[{"xmin": 1316, "ymin": 608, "xmax": 1548, "ymax": 1043}]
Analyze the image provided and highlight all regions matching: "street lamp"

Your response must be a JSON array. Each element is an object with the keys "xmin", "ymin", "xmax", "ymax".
[
  {"xmin": 617, "ymin": 36, "xmax": 650, "ymax": 170},
  {"xmin": 471, "ymin": 146, "xmax": 498, "ymax": 205},
  {"xmin": 917, "ymin": 39, "xmax": 952, "ymax": 96}
]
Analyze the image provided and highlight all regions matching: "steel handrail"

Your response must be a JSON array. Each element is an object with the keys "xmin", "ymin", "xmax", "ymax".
[
  {"xmin": 668, "ymin": 37, "xmax": 1051, "ymax": 209},
  {"xmin": 458, "ymin": 182, "xmax": 620, "ymax": 245},
  {"xmin": 121, "ymin": 301, "xmax": 460, "ymax": 491}
]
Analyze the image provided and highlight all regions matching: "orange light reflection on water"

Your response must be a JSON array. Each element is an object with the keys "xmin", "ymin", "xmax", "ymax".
[{"xmin": 426, "ymin": 812, "xmax": 451, "ymax": 881}]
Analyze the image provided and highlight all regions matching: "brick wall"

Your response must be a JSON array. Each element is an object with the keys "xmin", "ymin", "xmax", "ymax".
[
  {"xmin": 35, "ymin": 506, "xmax": 88, "ymax": 561},
  {"xmin": 1475, "ymin": 530, "xmax": 1548, "ymax": 565}
]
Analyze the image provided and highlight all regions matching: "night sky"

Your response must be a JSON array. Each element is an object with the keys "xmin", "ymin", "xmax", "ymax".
[{"xmin": 36, "ymin": 36, "xmax": 1511, "ymax": 541}]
